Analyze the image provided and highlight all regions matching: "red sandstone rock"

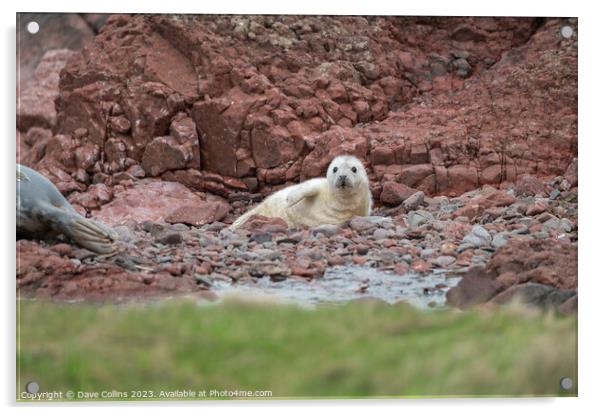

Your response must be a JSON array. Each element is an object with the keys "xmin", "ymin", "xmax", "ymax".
[
  {"xmin": 17, "ymin": 127, "xmax": 52, "ymax": 166},
  {"xmin": 236, "ymin": 214, "xmax": 289, "ymax": 233},
  {"xmin": 487, "ymin": 238, "xmax": 577, "ymax": 290},
  {"xmin": 380, "ymin": 182, "xmax": 419, "ymax": 206},
  {"xmin": 142, "ymin": 136, "xmax": 190, "ymax": 176},
  {"xmin": 411, "ymin": 259, "xmax": 432, "ymax": 273},
  {"xmin": 16, "ymin": 240, "xmax": 205, "ymax": 301},
  {"xmin": 453, "ymin": 190, "xmax": 516, "ymax": 220},
  {"xmin": 525, "ymin": 201, "xmax": 548, "ymax": 216},
  {"xmin": 514, "ymin": 174, "xmax": 550, "ymax": 197},
  {"xmin": 166, "ymin": 201, "xmax": 230, "ymax": 226},
  {"xmin": 68, "ymin": 183, "xmax": 113, "ymax": 211},
  {"xmin": 19, "ymin": 16, "xmax": 575, "ymax": 203},
  {"xmin": 93, "ymin": 179, "xmax": 227, "ymax": 226},
  {"xmin": 446, "ymin": 265, "xmax": 504, "ymax": 309},
  {"xmin": 564, "ymin": 158, "xmax": 578, "ymax": 188}
]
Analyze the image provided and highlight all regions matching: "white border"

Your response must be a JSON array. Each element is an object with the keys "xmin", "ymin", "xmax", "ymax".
[{"xmin": 2, "ymin": 1, "xmax": 600, "ymax": 414}]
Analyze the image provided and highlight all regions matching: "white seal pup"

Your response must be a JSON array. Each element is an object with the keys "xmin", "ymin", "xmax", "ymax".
[{"xmin": 231, "ymin": 155, "xmax": 372, "ymax": 229}]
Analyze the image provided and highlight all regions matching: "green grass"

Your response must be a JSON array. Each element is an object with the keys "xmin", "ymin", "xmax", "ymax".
[{"xmin": 16, "ymin": 298, "xmax": 577, "ymax": 400}]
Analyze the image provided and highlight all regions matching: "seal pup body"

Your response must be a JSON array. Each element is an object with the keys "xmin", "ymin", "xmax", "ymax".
[
  {"xmin": 17, "ymin": 164, "xmax": 118, "ymax": 254},
  {"xmin": 231, "ymin": 155, "xmax": 371, "ymax": 228}
]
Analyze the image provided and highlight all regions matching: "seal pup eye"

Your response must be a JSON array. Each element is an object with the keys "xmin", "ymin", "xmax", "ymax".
[
  {"xmin": 351, "ymin": 167, "xmax": 357, "ymax": 173},
  {"xmin": 333, "ymin": 167, "xmax": 338, "ymax": 173}
]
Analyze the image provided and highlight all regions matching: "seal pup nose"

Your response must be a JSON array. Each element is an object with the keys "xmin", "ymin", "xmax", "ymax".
[{"xmin": 337, "ymin": 175, "xmax": 348, "ymax": 187}]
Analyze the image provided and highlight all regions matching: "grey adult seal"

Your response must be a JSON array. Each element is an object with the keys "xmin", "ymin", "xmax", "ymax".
[{"xmin": 17, "ymin": 164, "xmax": 118, "ymax": 254}]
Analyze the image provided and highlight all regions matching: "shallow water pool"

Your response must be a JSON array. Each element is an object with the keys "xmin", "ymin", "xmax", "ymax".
[{"xmin": 213, "ymin": 265, "xmax": 461, "ymax": 308}]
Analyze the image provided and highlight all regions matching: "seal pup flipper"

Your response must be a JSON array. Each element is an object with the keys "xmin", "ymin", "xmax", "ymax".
[{"xmin": 285, "ymin": 179, "xmax": 321, "ymax": 207}]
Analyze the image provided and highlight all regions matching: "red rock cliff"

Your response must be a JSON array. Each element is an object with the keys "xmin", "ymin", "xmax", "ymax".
[{"xmin": 18, "ymin": 15, "xmax": 577, "ymax": 206}]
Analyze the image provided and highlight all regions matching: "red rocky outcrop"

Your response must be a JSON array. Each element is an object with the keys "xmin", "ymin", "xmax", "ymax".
[
  {"xmin": 446, "ymin": 237, "xmax": 577, "ymax": 309},
  {"xmin": 18, "ymin": 15, "xmax": 577, "ymax": 214},
  {"xmin": 92, "ymin": 179, "xmax": 229, "ymax": 227}
]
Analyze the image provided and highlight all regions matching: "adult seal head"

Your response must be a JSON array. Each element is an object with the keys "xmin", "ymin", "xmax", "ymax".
[{"xmin": 17, "ymin": 164, "xmax": 118, "ymax": 254}]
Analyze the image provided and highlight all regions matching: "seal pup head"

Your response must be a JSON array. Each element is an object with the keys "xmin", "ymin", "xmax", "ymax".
[{"xmin": 326, "ymin": 155, "xmax": 369, "ymax": 198}]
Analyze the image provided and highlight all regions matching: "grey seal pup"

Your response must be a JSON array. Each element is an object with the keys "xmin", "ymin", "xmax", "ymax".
[{"xmin": 231, "ymin": 155, "xmax": 372, "ymax": 229}]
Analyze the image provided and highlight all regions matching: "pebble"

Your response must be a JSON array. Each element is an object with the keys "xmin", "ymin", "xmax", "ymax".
[
  {"xmin": 420, "ymin": 248, "xmax": 435, "ymax": 258},
  {"xmin": 349, "ymin": 216, "xmax": 377, "ymax": 232},
  {"xmin": 250, "ymin": 232, "xmax": 273, "ymax": 244},
  {"xmin": 263, "ymin": 265, "xmax": 291, "ymax": 278},
  {"xmin": 461, "ymin": 234, "xmax": 484, "ymax": 248},
  {"xmin": 471, "ymin": 255, "xmax": 488, "ymax": 264},
  {"xmin": 461, "ymin": 225, "xmax": 492, "ymax": 248},
  {"xmin": 206, "ymin": 222, "xmax": 227, "ymax": 232},
  {"xmin": 219, "ymin": 228, "xmax": 239, "ymax": 240},
  {"xmin": 455, "ymin": 243, "xmax": 472, "ymax": 253},
  {"xmin": 311, "ymin": 224, "xmax": 339, "ymax": 237},
  {"xmin": 171, "ymin": 223, "xmax": 190, "ymax": 232},
  {"xmin": 434, "ymin": 255, "xmax": 456, "ymax": 267},
  {"xmin": 51, "ymin": 243, "xmax": 72, "ymax": 257},
  {"xmin": 276, "ymin": 233, "xmax": 303, "ymax": 244},
  {"xmin": 209, "ymin": 273, "xmax": 232, "ymax": 286},
  {"xmin": 491, "ymin": 233, "xmax": 508, "ymax": 249},
  {"xmin": 194, "ymin": 274, "xmax": 213, "ymax": 287},
  {"xmin": 536, "ymin": 212, "xmax": 556, "ymax": 223},
  {"xmin": 195, "ymin": 263, "xmax": 212, "ymax": 275},
  {"xmin": 113, "ymin": 225, "xmax": 135, "ymax": 242},
  {"xmin": 254, "ymin": 249, "xmax": 281, "ymax": 260},
  {"xmin": 431, "ymin": 220, "xmax": 448, "ymax": 232},
  {"xmin": 380, "ymin": 239, "xmax": 397, "ymax": 248},
  {"xmin": 549, "ymin": 189, "xmax": 561, "ymax": 200},
  {"xmin": 163, "ymin": 263, "xmax": 186, "ymax": 276},
  {"xmin": 295, "ymin": 256, "xmax": 312, "ymax": 268},
  {"xmin": 532, "ymin": 231, "xmax": 550, "ymax": 239},
  {"xmin": 560, "ymin": 179, "xmax": 572, "ymax": 191},
  {"xmin": 526, "ymin": 202, "xmax": 547, "ymax": 216},
  {"xmin": 407, "ymin": 210, "xmax": 434, "ymax": 230},
  {"xmin": 402, "ymin": 191, "xmax": 425, "ymax": 211},
  {"xmin": 143, "ymin": 221, "xmax": 165, "ymax": 236},
  {"xmin": 155, "ymin": 231, "xmax": 183, "ymax": 245},
  {"xmin": 393, "ymin": 262, "xmax": 410, "ymax": 274},
  {"xmin": 543, "ymin": 218, "xmax": 572, "ymax": 233},
  {"xmin": 439, "ymin": 242, "xmax": 457, "ymax": 256},
  {"xmin": 471, "ymin": 225, "xmax": 492, "ymax": 241},
  {"xmin": 365, "ymin": 216, "xmax": 394, "ymax": 228},
  {"xmin": 112, "ymin": 255, "xmax": 140, "ymax": 272},
  {"xmin": 230, "ymin": 270, "xmax": 250, "ymax": 280},
  {"xmin": 355, "ymin": 245, "xmax": 370, "ymax": 255},
  {"xmin": 327, "ymin": 255, "xmax": 346, "ymax": 266},
  {"xmin": 510, "ymin": 225, "xmax": 529, "ymax": 235},
  {"xmin": 157, "ymin": 255, "xmax": 173, "ymax": 263},
  {"xmin": 411, "ymin": 259, "xmax": 431, "ymax": 273},
  {"xmin": 372, "ymin": 228, "xmax": 391, "ymax": 240},
  {"xmin": 352, "ymin": 256, "xmax": 368, "ymax": 265}
]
